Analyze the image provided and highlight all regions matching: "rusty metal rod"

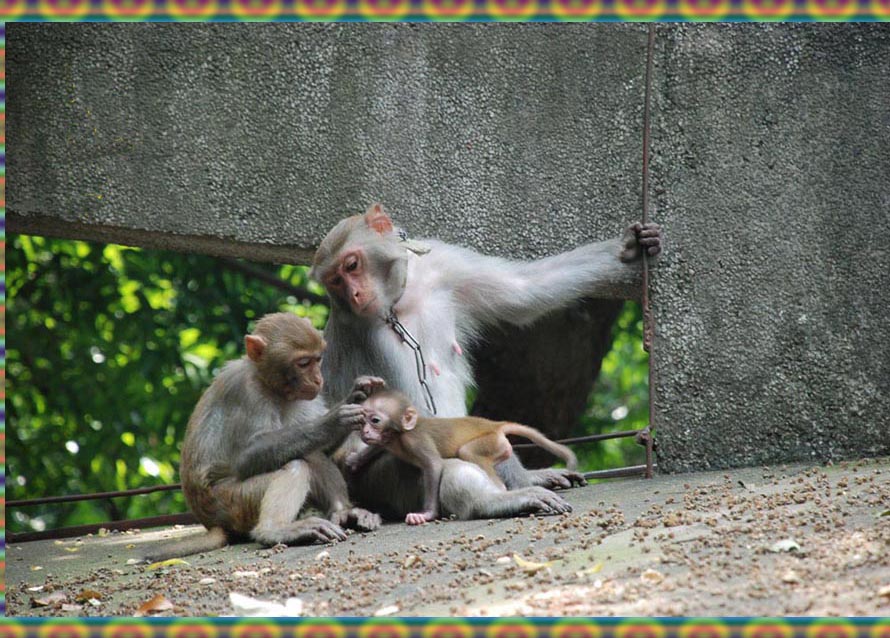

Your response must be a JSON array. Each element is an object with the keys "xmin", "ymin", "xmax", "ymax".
[
  {"xmin": 8, "ymin": 483, "xmax": 184, "ymax": 508},
  {"xmin": 583, "ymin": 464, "xmax": 654, "ymax": 480},
  {"xmin": 6, "ymin": 513, "xmax": 198, "ymax": 544},
  {"xmin": 641, "ymin": 24, "xmax": 657, "ymax": 479}
]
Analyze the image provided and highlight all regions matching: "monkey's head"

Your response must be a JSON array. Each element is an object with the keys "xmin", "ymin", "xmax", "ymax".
[
  {"xmin": 359, "ymin": 389, "xmax": 418, "ymax": 446},
  {"xmin": 311, "ymin": 204, "xmax": 428, "ymax": 320},
  {"xmin": 245, "ymin": 313, "xmax": 326, "ymax": 402}
]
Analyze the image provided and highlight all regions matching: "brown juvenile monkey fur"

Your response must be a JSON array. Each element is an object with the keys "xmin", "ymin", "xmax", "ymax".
[
  {"xmin": 143, "ymin": 313, "xmax": 382, "ymax": 562},
  {"xmin": 349, "ymin": 389, "xmax": 577, "ymax": 525}
]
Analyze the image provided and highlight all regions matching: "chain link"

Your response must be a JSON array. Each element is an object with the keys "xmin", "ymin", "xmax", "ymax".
[{"xmin": 385, "ymin": 309, "xmax": 438, "ymax": 415}]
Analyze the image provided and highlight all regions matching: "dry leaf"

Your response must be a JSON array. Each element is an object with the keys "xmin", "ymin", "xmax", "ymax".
[
  {"xmin": 403, "ymin": 555, "xmax": 420, "ymax": 568},
  {"xmin": 31, "ymin": 591, "xmax": 68, "ymax": 608},
  {"xmin": 26, "ymin": 586, "xmax": 45, "ymax": 593},
  {"xmin": 54, "ymin": 541, "xmax": 65, "ymax": 546},
  {"xmin": 878, "ymin": 585, "xmax": 890, "ymax": 599},
  {"xmin": 374, "ymin": 604, "xmax": 400, "ymax": 617},
  {"xmin": 64, "ymin": 547, "xmax": 80, "ymax": 553},
  {"xmin": 146, "ymin": 558, "xmax": 190, "ymax": 570},
  {"xmin": 641, "ymin": 568, "xmax": 665, "ymax": 584},
  {"xmin": 75, "ymin": 589, "xmax": 103, "ymax": 603},
  {"xmin": 199, "ymin": 578, "xmax": 216, "ymax": 585},
  {"xmin": 61, "ymin": 604, "xmax": 83, "ymax": 613},
  {"xmin": 315, "ymin": 550, "xmax": 330, "ymax": 561},
  {"xmin": 98, "ymin": 528, "xmax": 110, "ymax": 537},
  {"xmin": 576, "ymin": 563, "xmax": 605, "ymax": 577},
  {"xmin": 30, "ymin": 566, "xmax": 44, "ymax": 571},
  {"xmin": 879, "ymin": 510, "xmax": 890, "ymax": 518},
  {"xmin": 513, "ymin": 553, "xmax": 554, "ymax": 574},
  {"xmin": 229, "ymin": 592, "xmax": 303, "ymax": 617},
  {"xmin": 496, "ymin": 556, "xmax": 512, "ymax": 565},
  {"xmin": 769, "ymin": 538, "xmax": 801, "ymax": 553},
  {"xmin": 134, "ymin": 594, "xmax": 174, "ymax": 617},
  {"xmin": 126, "ymin": 544, "xmax": 136, "ymax": 549}
]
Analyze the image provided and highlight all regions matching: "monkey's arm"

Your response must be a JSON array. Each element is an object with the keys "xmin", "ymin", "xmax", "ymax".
[
  {"xmin": 435, "ymin": 224, "xmax": 661, "ymax": 328},
  {"xmin": 402, "ymin": 436, "xmax": 443, "ymax": 525},
  {"xmin": 235, "ymin": 403, "xmax": 364, "ymax": 481}
]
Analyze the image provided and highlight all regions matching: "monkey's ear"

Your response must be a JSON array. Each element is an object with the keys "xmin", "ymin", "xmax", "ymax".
[
  {"xmin": 245, "ymin": 335, "xmax": 267, "ymax": 362},
  {"xmin": 364, "ymin": 203, "xmax": 394, "ymax": 235},
  {"xmin": 402, "ymin": 406, "xmax": 418, "ymax": 431}
]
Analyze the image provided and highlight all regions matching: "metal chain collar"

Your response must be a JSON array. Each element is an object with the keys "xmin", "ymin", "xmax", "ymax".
[{"xmin": 384, "ymin": 309, "xmax": 437, "ymax": 415}]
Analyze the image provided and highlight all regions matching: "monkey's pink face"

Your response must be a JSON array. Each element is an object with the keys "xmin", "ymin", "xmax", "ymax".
[
  {"xmin": 282, "ymin": 354, "xmax": 324, "ymax": 402},
  {"xmin": 323, "ymin": 249, "xmax": 382, "ymax": 317},
  {"xmin": 359, "ymin": 404, "xmax": 395, "ymax": 446}
]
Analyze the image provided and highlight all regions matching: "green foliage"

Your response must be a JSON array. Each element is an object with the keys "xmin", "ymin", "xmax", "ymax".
[
  {"xmin": 576, "ymin": 302, "xmax": 650, "ymax": 473},
  {"xmin": 7, "ymin": 237, "xmax": 647, "ymax": 533},
  {"xmin": 6, "ymin": 236, "xmax": 327, "ymax": 535}
]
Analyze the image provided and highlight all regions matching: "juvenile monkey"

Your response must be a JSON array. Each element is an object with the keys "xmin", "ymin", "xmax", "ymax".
[
  {"xmin": 144, "ymin": 313, "xmax": 382, "ymax": 562},
  {"xmin": 350, "ymin": 389, "xmax": 578, "ymax": 525},
  {"xmin": 312, "ymin": 205, "xmax": 662, "ymax": 520}
]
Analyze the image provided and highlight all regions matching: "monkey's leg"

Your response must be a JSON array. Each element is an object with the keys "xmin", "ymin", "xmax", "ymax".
[
  {"xmin": 456, "ymin": 434, "xmax": 509, "ymax": 490},
  {"xmin": 306, "ymin": 452, "xmax": 381, "ymax": 532},
  {"xmin": 250, "ymin": 460, "xmax": 348, "ymax": 546},
  {"xmin": 495, "ymin": 454, "xmax": 586, "ymax": 490},
  {"xmin": 439, "ymin": 460, "xmax": 572, "ymax": 519}
]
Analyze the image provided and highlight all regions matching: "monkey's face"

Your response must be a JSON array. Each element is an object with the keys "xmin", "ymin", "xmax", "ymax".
[
  {"xmin": 312, "ymin": 205, "xmax": 409, "ymax": 319},
  {"xmin": 282, "ymin": 352, "xmax": 325, "ymax": 401},
  {"xmin": 359, "ymin": 397, "xmax": 401, "ymax": 446}
]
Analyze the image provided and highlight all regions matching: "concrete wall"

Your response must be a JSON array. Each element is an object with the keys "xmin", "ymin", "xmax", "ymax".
[{"xmin": 8, "ymin": 23, "xmax": 890, "ymax": 470}]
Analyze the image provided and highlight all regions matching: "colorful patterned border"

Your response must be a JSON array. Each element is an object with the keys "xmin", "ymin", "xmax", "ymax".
[
  {"xmin": 0, "ymin": 15, "xmax": 887, "ymax": 638},
  {"xmin": 2, "ymin": 20, "xmax": 7, "ymax": 619},
  {"xmin": 0, "ymin": 620, "xmax": 888, "ymax": 634},
  {"xmin": 0, "ymin": 0, "xmax": 888, "ymax": 21}
]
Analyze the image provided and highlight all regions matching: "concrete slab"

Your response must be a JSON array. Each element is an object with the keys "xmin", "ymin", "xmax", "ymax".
[{"xmin": 7, "ymin": 457, "xmax": 889, "ymax": 617}]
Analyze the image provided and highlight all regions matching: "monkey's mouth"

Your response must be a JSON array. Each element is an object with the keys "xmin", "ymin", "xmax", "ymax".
[{"xmin": 352, "ymin": 296, "xmax": 379, "ymax": 316}]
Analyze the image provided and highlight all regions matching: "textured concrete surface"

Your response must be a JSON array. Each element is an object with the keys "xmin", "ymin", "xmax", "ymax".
[
  {"xmin": 6, "ymin": 458, "xmax": 889, "ymax": 617},
  {"xmin": 8, "ymin": 24, "xmax": 890, "ymax": 470},
  {"xmin": 649, "ymin": 24, "xmax": 890, "ymax": 471},
  {"xmin": 8, "ymin": 23, "xmax": 645, "ymax": 263}
]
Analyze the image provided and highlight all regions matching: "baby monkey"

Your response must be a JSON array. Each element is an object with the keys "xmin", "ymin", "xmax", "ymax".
[{"xmin": 349, "ymin": 389, "xmax": 578, "ymax": 525}]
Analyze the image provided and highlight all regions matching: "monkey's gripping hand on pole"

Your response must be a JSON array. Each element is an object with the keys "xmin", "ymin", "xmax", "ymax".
[{"xmin": 620, "ymin": 222, "xmax": 662, "ymax": 263}]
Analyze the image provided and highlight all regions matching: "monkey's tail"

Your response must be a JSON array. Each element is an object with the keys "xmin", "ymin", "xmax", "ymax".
[
  {"xmin": 502, "ymin": 424, "xmax": 578, "ymax": 471},
  {"xmin": 142, "ymin": 526, "xmax": 229, "ymax": 564}
]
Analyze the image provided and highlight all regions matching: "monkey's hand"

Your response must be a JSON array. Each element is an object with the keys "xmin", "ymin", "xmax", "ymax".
[
  {"xmin": 528, "ymin": 468, "xmax": 587, "ymax": 490},
  {"xmin": 405, "ymin": 510, "xmax": 436, "ymax": 526},
  {"xmin": 347, "ymin": 376, "xmax": 387, "ymax": 403},
  {"xmin": 335, "ymin": 403, "xmax": 365, "ymax": 432},
  {"xmin": 620, "ymin": 222, "xmax": 663, "ymax": 263},
  {"xmin": 330, "ymin": 507, "xmax": 382, "ymax": 532}
]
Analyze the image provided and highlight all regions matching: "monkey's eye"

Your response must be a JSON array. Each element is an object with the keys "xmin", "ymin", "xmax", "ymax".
[
  {"xmin": 371, "ymin": 416, "xmax": 382, "ymax": 425},
  {"xmin": 296, "ymin": 358, "xmax": 313, "ymax": 368}
]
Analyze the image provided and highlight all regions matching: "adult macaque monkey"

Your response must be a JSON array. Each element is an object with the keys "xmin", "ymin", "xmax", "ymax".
[
  {"xmin": 311, "ymin": 204, "xmax": 662, "ymax": 519},
  {"xmin": 350, "ymin": 389, "xmax": 578, "ymax": 525},
  {"xmin": 144, "ymin": 313, "xmax": 382, "ymax": 562}
]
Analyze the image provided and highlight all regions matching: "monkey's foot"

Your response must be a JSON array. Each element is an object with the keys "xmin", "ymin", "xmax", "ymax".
[
  {"xmin": 330, "ymin": 507, "xmax": 382, "ymax": 532},
  {"xmin": 252, "ymin": 516, "xmax": 347, "ymax": 546},
  {"xmin": 519, "ymin": 487, "xmax": 573, "ymax": 516},
  {"xmin": 405, "ymin": 511, "xmax": 436, "ymax": 526},
  {"xmin": 528, "ymin": 468, "xmax": 587, "ymax": 490}
]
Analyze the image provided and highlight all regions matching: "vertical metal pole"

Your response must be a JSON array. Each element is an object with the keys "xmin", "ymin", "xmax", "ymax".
[{"xmin": 641, "ymin": 24, "xmax": 656, "ymax": 480}]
